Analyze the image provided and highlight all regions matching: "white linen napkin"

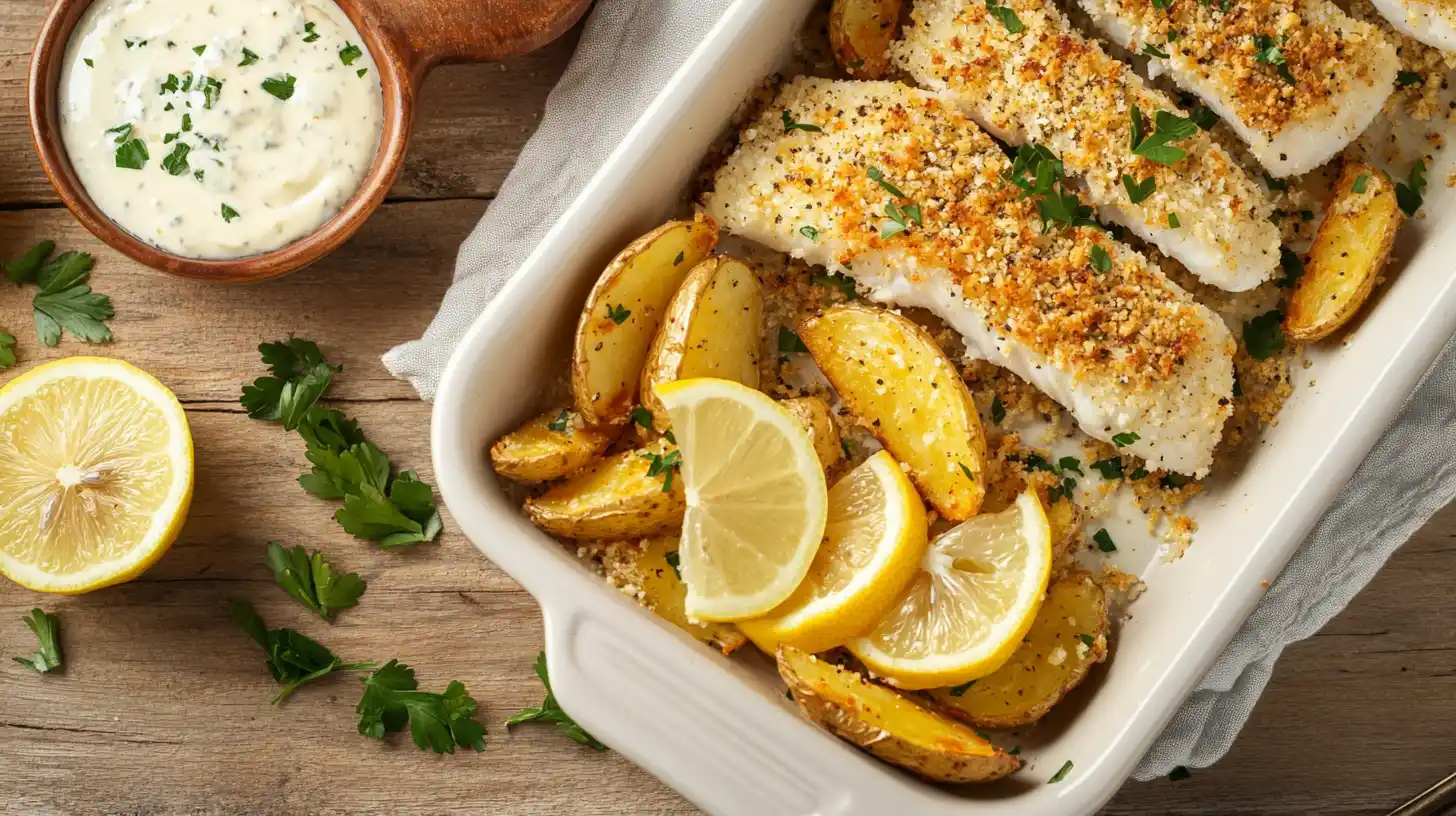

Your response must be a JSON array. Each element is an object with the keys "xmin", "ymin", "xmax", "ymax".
[{"xmin": 383, "ymin": 0, "xmax": 1456, "ymax": 782}]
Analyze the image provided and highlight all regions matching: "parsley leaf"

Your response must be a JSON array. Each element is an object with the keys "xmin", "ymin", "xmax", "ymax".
[
  {"xmin": 1161, "ymin": 472, "xmax": 1190, "ymax": 488},
  {"xmin": 1396, "ymin": 159, "xmax": 1427, "ymax": 217},
  {"xmin": 115, "ymin": 138, "xmax": 149, "ymax": 169},
  {"xmin": 1006, "ymin": 145, "xmax": 1098, "ymax": 231},
  {"xmin": 1168, "ymin": 212, "xmax": 1181, "ymax": 228},
  {"xmin": 605, "ymin": 303, "xmax": 631, "ymax": 324},
  {"xmin": 867, "ymin": 167, "xmax": 907, "ymax": 198},
  {"xmin": 947, "ymin": 680, "xmax": 975, "ymax": 696},
  {"xmin": 240, "ymin": 338, "xmax": 339, "ymax": 427},
  {"xmin": 0, "ymin": 330, "xmax": 15, "ymax": 370},
  {"xmin": 991, "ymin": 395, "xmax": 1006, "ymax": 424},
  {"xmin": 1190, "ymin": 105, "xmax": 1219, "ymax": 130},
  {"xmin": 339, "ymin": 43, "xmax": 363, "ymax": 66},
  {"xmin": 800, "ymin": 225, "xmax": 820, "ymax": 240},
  {"xmin": 506, "ymin": 651, "xmax": 606, "ymax": 749},
  {"xmin": 547, "ymin": 408, "xmax": 576, "ymax": 433},
  {"xmin": 1276, "ymin": 247, "xmax": 1304, "ymax": 288},
  {"xmin": 1091, "ymin": 457, "xmax": 1123, "ymax": 479},
  {"xmin": 1131, "ymin": 109, "xmax": 1198, "ymax": 165},
  {"xmin": 1352, "ymin": 173, "xmax": 1369, "ymax": 194},
  {"xmin": 1142, "ymin": 43, "xmax": 1169, "ymax": 58},
  {"xmin": 14, "ymin": 608, "xmax": 62, "ymax": 673},
  {"xmin": 265, "ymin": 541, "xmax": 366, "ymax": 622},
  {"xmin": 1253, "ymin": 34, "xmax": 1295, "ymax": 84},
  {"xmin": 812, "ymin": 272, "xmax": 857, "ymax": 299},
  {"xmin": 193, "ymin": 45, "xmax": 207, "ymax": 55},
  {"xmin": 1243, "ymin": 309, "xmax": 1285, "ymax": 360},
  {"xmin": 1093, "ymin": 529, "xmax": 1117, "ymax": 552},
  {"xmin": 985, "ymin": 0, "xmax": 1025, "ymax": 33},
  {"xmin": 1396, "ymin": 70, "xmax": 1423, "ymax": 88},
  {"xmin": 230, "ymin": 600, "xmax": 374, "ymax": 704},
  {"xmin": 781, "ymin": 110, "xmax": 822, "ymax": 133},
  {"xmin": 1122, "ymin": 174, "xmax": 1155, "ymax": 204},
  {"xmin": 664, "ymin": 550, "xmax": 682, "ymax": 579},
  {"xmin": 104, "ymin": 123, "xmax": 134, "ymax": 143},
  {"xmin": 221, "ymin": 203, "xmax": 240, "ymax": 223},
  {"xmin": 1089, "ymin": 244, "xmax": 1111, "ymax": 274},
  {"xmin": 239, "ymin": 48, "xmax": 260, "ymax": 67},
  {"xmin": 261, "ymin": 74, "xmax": 297, "ymax": 100},
  {"xmin": 1111, "ymin": 431, "xmax": 1140, "ymax": 447},
  {"xmin": 1049, "ymin": 760, "xmax": 1074, "ymax": 783},
  {"xmin": 778, "ymin": 326, "xmax": 809, "ymax": 353},
  {"xmin": 356, "ymin": 659, "xmax": 487, "ymax": 753},
  {"xmin": 302, "ymin": 22, "xmax": 321, "ymax": 43},
  {"xmin": 161, "ymin": 142, "xmax": 191, "ymax": 176},
  {"xmin": 4, "ymin": 240, "xmax": 55, "ymax": 284},
  {"xmin": 640, "ymin": 449, "xmax": 682, "ymax": 493},
  {"xmin": 32, "ymin": 251, "xmax": 113, "ymax": 347}
]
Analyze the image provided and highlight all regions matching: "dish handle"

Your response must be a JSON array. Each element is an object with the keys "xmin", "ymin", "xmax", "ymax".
[
  {"xmin": 543, "ymin": 604, "xmax": 857, "ymax": 816},
  {"xmin": 359, "ymin": 0, "xmax": 592, "ymax": 82}
]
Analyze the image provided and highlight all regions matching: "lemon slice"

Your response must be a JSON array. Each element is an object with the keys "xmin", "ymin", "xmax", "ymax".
[
  {"xmin": 739, "ymin": 450, "xmax": 928, "ymax": 653},
  {"xmin": 654, "ymin": 377, "xmax": 828, "ymax": 621},
  {"xmin": 0, "ymin": 357, "xmax": 193, "ymax": 593},
  {"xmin": 848, "ymin": 490, "xmax": 1051, "ymax": 689}
]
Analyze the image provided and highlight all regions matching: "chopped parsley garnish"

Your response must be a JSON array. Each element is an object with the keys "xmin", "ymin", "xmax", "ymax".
[
  {"xmin": 1048, "ymin": 760, "xmax": 1074, "ymax": 784},
  {"xmin": 778, "ymin": 326, "xmax": 809, "ymax": 353},
  {"xmin": 1243, "ymin": 309, "xmax": 1285, "ymax": 360},
  {"xmin": 193, "ymin": 45, "xmax": 207, "ymax": 55},
  {"xmin": 673, "ymin": 251, "xmax": 685, "ymax": 266},
  {"xmin": 605, "ymin": 303, "xmax": 631, "ymax": 324},
  {"xmin": 630, "ymin": 406, "xmax": 654, "ymax": 431},
  {"xmin": 1089, "ymin": 244, "xmax": 1111, "ymax": 274},
  {"xmin": 357, "ymin": 659, "xmax": 486, "ymax": 753},
  {"xmin": 1006, "ymin": 144, "xmax": 1098, "ymax": 232},
  {"xmin": 302, "ymin": 22, "xmax": 321, "ymax": 43},
  {"xmin": 1396, "ymin": 71, "xmax": 1423, "ymax": 88},
  {"xmin": 261, "ymin": 74, "xmax": 298, "ymax": 101},
  {"xmin": 1130, "ymin": 466, "xmax": 1150, "ymax": 480},
  {"xmin": 1049, "ymin": 476, "xmax": 1076, "ymax": 503},
  {"xmin": 221, "ymin": 203, "xmax": 240, "ymax": 223},
  {"xmin": 1142, "ymin": 43, "xmax": 1169, "ymax": 59},
  {"xmin": 181, "ymin": 113, "xmax": 193, "ymax": 132},
  {"xmin": 866, "ymin": 167, "xmax": 907, "ymax": 198},
  {"xmin": 14, "ymin": 608, "xmax": 62, "ymax": 674},
  {"xmin": 947, "ymin": 680, "xmax": 975, "ymax": 696},
  {"xmin": 1077, "ymin": 633, "xmax": 1096, "ymax": 648},
  {"xmin": 1152, "ymin": 0, "xmax": 1174, "ymax": 9},
  {"xmin": 958, "ymin": 462, "xmax": 976, "ymax": 481},
  {"xmin": 1396, "ymin": 159, "xmax": 1427, "ymax": 217},
  {"xmin": 1352, "ymin": 173, "xmax": 1369, "ymax": 194},
  {"xmin": 640, "ymin": 449, "xmax": 683, "ymax": 493},
  {"xmin": 1111, "ymin": 431, "xmax": 1140, "ymax": 447},
  {"xmin": 104, "ymin": 123, "xmax": 134, "ymax": 143},
  {"xmin": 1276, "ymin": 247, "xmax": 1304, "ymax": 288},
  {"xmin": 781, "ymin": 110, "xmax": 822, "ymax": 133},
  {"xmin": 114, "ymin": 138, "xmax": 149, "ymax": 170},
  {"xmin": 1169, "ymin": 766, "xmax": 1192, "ymax": 781},
  {"xmin": 1091, "ymin": 457, "xmax": 1123, "ymax": 479},
  {"xmin": 1262, "ymin": 173, "xmax": 1288, "ymax": 192},
  {"xmin": 200, "ymin": 76, "xmax": 223, "ymax": 109},
  {"xmin": 812, "ymin": 272, "xmax": 857, "ymax": 299},
  {"xmin": 239, "ymin": 48, "xmax": 260, "ymax": 67},
  {"xmin": 507, "ymin": 652, "xmax": 605, "ymax": 749},
  {"xmin": 161, "ymin": 142, "xmax": 191, "ymax": 175},
  {"xmin": 83, "ymin": 58, "xmax": 94, "ymax": 67},
  {"xmin": 1059, "ymin": 456, "xmax": 1083, "ymax": 476},
  {"xmin": 160, "ymin": 73, "xmax": 180, "ymax": 93},
  {"xmin": 1161, "ymin": 472, "xmax": 1190, "ymax": 488},
  {"xmin": 265, "ymin": 541, "xmax": 366, "ymax": 621},
  {"xmin": 1122, "ymin": 173, "xmax": 1155, "ymax": 204},
  {"xmin": 991, "ymin": 395, "xmax": 1005, "ymax": 424},
  {"xmin": 1190, "ymin": 105, "xmax": 1219, "ymax": 130},
  {"xmin": 664, "ymin": 551, "xmax": 682, "ymax": 580},
  {"xmin": 358, "ymin": 68, "xmax": 368, "ymax": 78},
  {"xmin": 1093, "ymin": 529, "xmax": 1117, "ymax": 552},
  {"xmin": 1168, "ymin": 212, "xmax": 1180, "ymax": 228},
  {"xmin": 1130, "ymin": 106, "xmax": 1199, "ymax": 165},
  {"xmin": 1252, "ymin": 34, "xmax": 1295, "ymax": 85},
  {"xmin": 339, "ymin": 43, "xmax": 363, "ymax": 66},
  {"xmin": 800, "ymin": 225, "xmax": 820, "ymax": 240},
  {"xmin": 985, "ymin": 0, "xmax": 1025, "ymax": 33},
  {"xmin": 881, "ymin": 200, "xmax": 921, "ymax": 238},
  {"xmin": 163, "ymin": 132, "xmax": 180, "ymax": 144},
  {"xmin": 547, "ymin": 408, "xmax": 573, "ymax": 433}
]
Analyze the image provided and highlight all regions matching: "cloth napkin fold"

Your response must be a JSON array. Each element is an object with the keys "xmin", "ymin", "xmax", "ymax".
[{"xmin": 383, "ymin": 0, "xmax": 1456, "ymax": 783}]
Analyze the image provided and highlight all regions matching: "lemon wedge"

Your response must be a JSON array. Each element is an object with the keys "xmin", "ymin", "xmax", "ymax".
[
  {"xmin": 739, "ymin": 450, "xmax": 928, "ymax": 653},
  {"xmin": 848, "ymin": 490, "xmax": 1051, "ymax": 689},
  {"xmin": 0, "ymin": 357, "xmax": 193, "ymax": 593},
  {"xmin": 654, "ymin": 377, "xmax": 828, "ymax": 621}
]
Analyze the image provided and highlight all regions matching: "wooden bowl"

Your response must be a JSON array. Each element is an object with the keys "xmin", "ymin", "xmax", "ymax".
[{"xmin": 27, "ymin": 0, "xmax": 591, "ymax": 283}]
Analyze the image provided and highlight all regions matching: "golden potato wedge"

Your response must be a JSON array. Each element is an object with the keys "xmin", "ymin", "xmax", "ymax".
[
  {"xmin": 778, "ymin": 646, "xmax": 1019, "ymax": 783},
  {"xmin": 800, "ymin": 304, "xmax": 986, "ymax": 521},
  {"xmin": 829, "ymin": 0, "xmax": 904, "ymax": 79},
  {"xmin": 601, "ymin": 537, "xmax": 748, "ymax": 655},
  {"xmin": 489, "ymin": 407, "xmax": 619, "ymax": 483},
  {"xmin": 640, "ymin": 256, "xmax": 763, "ymax": 428},
  {"xmin": 573, "ymin": 218, "xmax": 719, "ymax": 427},
  {"xmin": 524, "ymin": 437, "xmax": 685, "ymax": 539},
  {"xmin": 926, "ymin": 573, "xmax": 1109, "ymax": 729},
  {"xmin": 780, "ymin": 396, "xmax": 843, "ymax": 470},
  {"xmin": 1286, "ymin": 161, "xmax": 1402, "ymax": 342}
]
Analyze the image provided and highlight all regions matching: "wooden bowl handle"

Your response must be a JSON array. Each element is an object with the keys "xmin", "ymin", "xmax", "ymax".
[{"xmin": 360, "ymin": 0, "xmax": 592, "ymax": 81}]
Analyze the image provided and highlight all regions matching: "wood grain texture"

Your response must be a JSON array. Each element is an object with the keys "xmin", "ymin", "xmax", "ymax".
[{"xmin": 0, "ymin": 1, "xmax": 1453, "ymax": 813}]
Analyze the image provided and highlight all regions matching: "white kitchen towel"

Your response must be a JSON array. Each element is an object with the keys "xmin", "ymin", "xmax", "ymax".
[{"xmin": 383, "ymin": 0, "xmax": 1456, "ymax": 783}]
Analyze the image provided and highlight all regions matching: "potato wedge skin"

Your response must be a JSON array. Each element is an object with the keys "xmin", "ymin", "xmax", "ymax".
[
  {"xmin": 641, "ymin": 256, "xmax": 763, "ymax": 428},
  {"xmin": 573, "ymin": 218, "xmax": 719, "ymax": 427},
  {"xmin": 780, "ymin": 396, "xmax": 843, "ymax": 470},
  {"xmin": 800, "ymin": 304, "xmax": 986, "ymax": 520},
  {"xmin": 1286, "ymin": 161, "xmax": 1402, "ymax": 342},
  {"xmin": 601, "ymin": 537, "xmax": 747, "ymax": 655},
  {"xmin": 778, "ymin": 647, "xmax": 1019, "ymax": 783},
  {"xmin": 489, "ymin": 407, "xmax": 618, "ymax": 483},
  {"xmin": 829, "ymin": 0, "xmax": 904, "ymax": 79},
  {"xmin": 926, "ymin": 573, "xmax": 1109, "ymax": 728},
  {"xmin": 524, "ymin": 438, "xmax": 685, "ymax": 539}
]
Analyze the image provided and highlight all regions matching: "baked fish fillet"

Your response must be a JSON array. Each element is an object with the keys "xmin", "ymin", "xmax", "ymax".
[
  {"xmin": 1071, "ymin": 0, "xmax": 1399, "ymax": 175},
  {"xmin": 703, "ymin": 77, "xmax": 1234, "ymax": 476},
  {"xmin": 1365, "ymin": 0, "xmax": 1456, "ymax": 50},
  {"xmin": 890, "ymin": 0, "xmax": 1282, "ymax": 292}
]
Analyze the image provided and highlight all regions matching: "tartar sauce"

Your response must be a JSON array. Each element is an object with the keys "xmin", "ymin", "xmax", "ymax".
[{"xmin": 58, "ymin": 0, "xmax": 384, "ymax": 260}]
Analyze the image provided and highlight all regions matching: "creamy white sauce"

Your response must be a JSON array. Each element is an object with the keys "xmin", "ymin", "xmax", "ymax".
[{"xmin": 59, "ymin": 0, "xmax": 384, "ymax": 259}]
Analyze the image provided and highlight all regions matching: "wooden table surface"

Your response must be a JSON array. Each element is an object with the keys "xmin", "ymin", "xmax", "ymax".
[{"xmin": 1, "ymin": 5, "xmax": 1452, "ymax": 814}]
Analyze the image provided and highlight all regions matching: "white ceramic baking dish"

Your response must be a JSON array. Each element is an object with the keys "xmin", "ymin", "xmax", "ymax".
[{"xmin": 431, "ymin": 1, "xmax": 1456, "ymax": 813}]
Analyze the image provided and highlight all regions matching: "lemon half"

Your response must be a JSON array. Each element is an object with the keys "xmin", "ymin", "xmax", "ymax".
[
  {"xmin": 0, "ymin": 357, "xmax": 193, "ymax": 593},
  {"xmin": 849, "ymin": 489, "xmax": 1052, "ymax": 689},
  {"xmin": 655, "ymin": 377, "xmax": 828, "ymax": 622}
]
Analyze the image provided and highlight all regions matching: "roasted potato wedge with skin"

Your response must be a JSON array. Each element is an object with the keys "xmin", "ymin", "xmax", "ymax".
[
  {"xmin": 489, "ymin": 407, "xmax": 618, "ymax": 483},
  {"xmin": 573, "ymin": 219, "xmax": 719, "ymax": 427},
  {"xmin": 601, "ymin": 537, "xmax": 747, "ymax": 655},
  {"xmin": 800, "ymin": 304, "xmax": 986, "ymax": 521},
  {"xmin": 640, "ymin": 256, "xmax": 763, "ymax": 428},
  {"xmin": 780, "ymin": 396, "xmax": 843, "ymax": 470},
  {"xmin": 524, "ymin": 438, "xmax": 685, "ymax": 539},
  {"xmin": 926, "ymin": 573, "xmax": 1109, "ymax": 729},
  {"xmin": 829, "ymin": 0, "xmax": 904, "ymax": 79},
  {"xmin": 1286, "ymin": 161, "xmax": 1402, "ymax": 342},
  {"xmin": 778, "ymin": 646, "xmax": 1019, "ymax": 783}
]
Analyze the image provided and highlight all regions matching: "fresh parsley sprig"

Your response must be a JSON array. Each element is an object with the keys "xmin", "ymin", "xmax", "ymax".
[
  {"xmin": 1396, "ymin": 159, "xmax": 1427, "ymax": 217},
  {"xmin": 265, "ymin": 542, "xmax": 366, "ymax": 621},
  {"xmin": 231, "ymin": 600, "xmax": 375, "ymax": 704},
  {"xmin": 506, "ymin": 652, "xmax": 606, "ymax": 749},
  {"xmin": 14, "ymin": 609, "xmax": 62, "ymax": 674},
  {"xmin": 1005, "ymin": 144, "xmax": 1099, "ymax": 231},
  {"xmin": 782, "ymin": 110, "xmax": 822, "ymax": 133},
  {"xmin": 1252, "ymin": 34, "xmax": 1295, "ymax": 85},
  {"xmin": 0, "ymin": 331, "xmax": 15, "ymax": 371},
  {"xmin": 1129, "ymin": 106, "xmax": 1199, "ymax": 165},
  {"xmin": 240, "ymin": 338, "xmax": 340, "ymax": 429},
  {"xmin": 356, "ymin": 660, "xmax": 487, "ymax": 754},
  {"xmin": 1243, "ymin": 309, "xmax": 1285, "ymax": 360}
]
